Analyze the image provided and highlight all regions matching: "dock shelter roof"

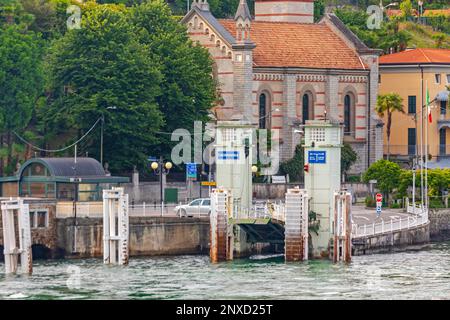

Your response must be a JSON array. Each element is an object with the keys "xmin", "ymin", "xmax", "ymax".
[{"xmin": 0, "ymin": 157, "xmax": 129, "ymax": 183}]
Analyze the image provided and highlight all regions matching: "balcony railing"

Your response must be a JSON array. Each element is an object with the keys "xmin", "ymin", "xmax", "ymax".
[
  {"xmin": 384, "ymin": 145, "xmax": 430, "ymax": 157},
  {"xmin": 384, "ymin": 145, "xmax": 450, "ymax": 158}
]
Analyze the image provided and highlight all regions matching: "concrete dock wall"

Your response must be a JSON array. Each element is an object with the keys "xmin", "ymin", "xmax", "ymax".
[
  {"xmin": 352, "ymin": 223, "xmax": 430, "ymax": 255},
  {"xmin": 55, "ymin": 217, "xmax": 210, "ymax": 258},
  {"xmin": 429, "ymin": 209, "xmax": 450, "ymax": 241}
]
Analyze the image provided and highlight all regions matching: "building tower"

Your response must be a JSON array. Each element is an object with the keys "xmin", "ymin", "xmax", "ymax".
[
  {"xmin": 254, "ymin": 0, "xmax": 315, "ymax": 24},
  {"xmin": 232, "ymin": 0, "xmax": 256, "ymax": 124}
]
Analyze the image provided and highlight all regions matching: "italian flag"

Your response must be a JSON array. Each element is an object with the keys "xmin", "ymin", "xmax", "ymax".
[{"xmin": 426, "ymin": 87, "xmax": 432, "ymax": 123}]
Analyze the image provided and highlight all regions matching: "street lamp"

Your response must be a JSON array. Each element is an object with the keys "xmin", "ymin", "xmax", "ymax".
[
  {"xmin": 151, "ymin": 156, "xmax": 173, "ymax": 216},
  {"xmin": 379, "ymin": 1, "xmax": 399, "ymax": 10},
  {"xmin": 100, "ymin": 106, "xmax": 117, "ymax": 167},
  {"xmin": 258, "ymin": 108, "xmax": 280, "ymax": 128}
]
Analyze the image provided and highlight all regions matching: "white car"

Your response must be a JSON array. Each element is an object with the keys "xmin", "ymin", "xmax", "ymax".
[{"xmin": 174, "ymin": 198, "xmax": 211, "ymax": 217}]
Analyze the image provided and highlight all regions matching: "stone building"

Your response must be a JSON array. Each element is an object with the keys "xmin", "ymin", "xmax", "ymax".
[{"xmin": 182, "ymin": 0, "xmax": 384, "ymax": 173}]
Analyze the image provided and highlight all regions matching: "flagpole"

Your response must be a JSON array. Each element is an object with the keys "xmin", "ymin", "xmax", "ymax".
[
  {"xmin": 420, "ymin": 80, "xmax": 424, "ymax": 206},
  {"xmin": 425, "ymin": 81, "xmax": 429, "ymax": 209}
]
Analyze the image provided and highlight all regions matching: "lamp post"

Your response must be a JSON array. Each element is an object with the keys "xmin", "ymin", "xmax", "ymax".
[
  {"xmin": 379, "ymin": 1, "xmax": 399, "ymax": 10},
  {"xmin": 151, "ymin": 156, "xmax": 173, "ymax": 216},
  {"xmin": 100, "ymin": 106, "xmax": 117, "ymax": 167}
]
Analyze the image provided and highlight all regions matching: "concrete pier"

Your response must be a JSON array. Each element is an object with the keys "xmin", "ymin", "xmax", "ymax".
[
  {"xmin": 210, "ymin": 189, "xmax": 233, "ymax": 263},
  {"xmin": 284, "ymin": 188, "xmax": 309, "ymax": 261}
]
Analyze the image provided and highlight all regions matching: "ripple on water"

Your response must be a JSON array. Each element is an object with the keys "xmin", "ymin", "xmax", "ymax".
[{"xmin": 1, "ymin": 242, "xmax": 450, "ymax": 300}]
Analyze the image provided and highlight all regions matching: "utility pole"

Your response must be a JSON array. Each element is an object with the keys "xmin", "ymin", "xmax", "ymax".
[{"xmin": 100, "ymin": 114, "xmax": 104, "ymax": 166}]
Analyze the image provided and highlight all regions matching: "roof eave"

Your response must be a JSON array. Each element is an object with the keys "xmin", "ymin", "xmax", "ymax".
[{"xmin": 181, "ymin": 6, "xmax": 237, "ymax": 46}]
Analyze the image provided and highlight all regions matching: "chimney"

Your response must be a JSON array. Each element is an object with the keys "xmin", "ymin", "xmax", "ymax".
[{"xmin": 254, "ymin": 0, "xmax": 315, "ymax": 23}]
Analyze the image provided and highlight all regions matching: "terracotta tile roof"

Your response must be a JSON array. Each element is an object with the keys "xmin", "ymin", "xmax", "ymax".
[
  {"xmin": 379, "ymin": 48, "xmax": 450, "ymax": 65},
  {"xmin": 218, "ymin": 19, "xmax": 366, "ymax": 70},
  {"xmin": 386, "ymin": 9, "xmax": 418, "ymax": 17},
  {"xmin": 423, "ymin": 9, "xmax": 450, "ymax": 17}
]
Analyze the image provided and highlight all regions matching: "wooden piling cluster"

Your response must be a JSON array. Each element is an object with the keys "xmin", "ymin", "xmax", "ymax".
[
  {"xmin": 284, "ymin": 187, "xmax": 309, "ymax": 262},
  {"xmin": 210, "ymin": 188, "xmax": 233, "ymax": 263},
  {"xmin": 103, "ymin": 187, "xmax": 129, "ymax": 265},
  {"xmin": 333, "ymin": 191, "xmax": 352, "ymax": 263},
  {"xmin": 1, "ymin": 198, "xmax": 33, "ymax": 275}
]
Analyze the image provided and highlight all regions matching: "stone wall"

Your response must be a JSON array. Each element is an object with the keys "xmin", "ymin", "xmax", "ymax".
[
  {"xmin": 0, "ymin": 200, "xmax": 59, "ymax": 259},
  {"xmin": 429, "ymin": 209, "xmax": 450, "ymax": 241},
  {"xmin": 352, "ymin": 223, "xmax": 430, "ymax": 255},
  {"xmin": 55, "ymin": 217, "xmax": 210, "ymax": 258}
]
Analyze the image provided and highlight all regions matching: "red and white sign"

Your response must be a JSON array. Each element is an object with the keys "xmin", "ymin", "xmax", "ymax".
[{"xmin": 376, "ymin": 193, "xmax": 383, "ymax": 202}]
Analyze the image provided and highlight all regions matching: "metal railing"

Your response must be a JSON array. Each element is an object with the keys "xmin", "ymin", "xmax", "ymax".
[
  {"xmin": 384, "ymin": 145, "xmax": 430, "ymax": 156},
  {"xmin": 56, "ymin": 201, "xmax": 180, "ymax": 218},
  {"xmin": 233, "ymin": 200, "xmax": 286, "ymax": 221},
  {"xmin": 352, "ymin": 206, "xmax": 429, "ymax": 238}
]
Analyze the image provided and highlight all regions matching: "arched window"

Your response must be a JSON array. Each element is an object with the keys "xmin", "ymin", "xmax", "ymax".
[
  {"xmin": 344, "ymin": 94, "xmax": 353, "ymax": 135},
  {"xmin": 259, "ymin": 93, "xmax": 267, "ymax": 129},
  {"xmin": 302, "ymin": 92, "xmax": 314, "ymax": 124},
  {"xmin": 302, "ymin": 94, "xmax": 309, "ymax": 124}
]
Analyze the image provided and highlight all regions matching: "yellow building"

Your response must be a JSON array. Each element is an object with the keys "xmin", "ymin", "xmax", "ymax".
[{"xmin": 379, "ymin": 49, "xmax": 450, "ymax": 164}]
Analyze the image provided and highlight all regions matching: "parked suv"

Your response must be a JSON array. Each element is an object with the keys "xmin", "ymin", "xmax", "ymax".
[{"xmin": 174, "ymin": 198, "xmax": 211, "ymax": 217}]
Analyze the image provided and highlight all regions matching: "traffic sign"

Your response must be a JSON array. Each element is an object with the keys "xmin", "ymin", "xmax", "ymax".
[
  {"xmin": 308, "ymin": 151, "xmax": 326, "ymax": 164},
  {"xmin": 218, "ymin": 150, "xmax": 239, "ymax": 160},
  {"xmin": 186, "ymin": 163, "xmax": 197, "ymax": 179},
  {"xmin": 376, "ymin": 205, "xmax": 382, "ymax": 215},
  {"xmin": 376, "ymin": 193, "xmax": 383, "ymax": 202},
  {"xmin": 201, "ymin": 181, "xmax": 216, "ymax": 186}
]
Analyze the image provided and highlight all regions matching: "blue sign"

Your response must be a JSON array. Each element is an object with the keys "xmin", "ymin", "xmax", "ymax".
[
  {"xmin": 148, "ymin": 156, "xmax": 157, "ymax": 162},
  {"xmin": 308, "ymin": 151, "xmax": 326, "ymax": 164},
  {"xmin": 376, "ymin": 205, "xmax": 382, "ymax": 216},
  {"xmin": 186, "ymin": 163, "xmax": 197, "ymax": 179},
  {"xmin": 218, "ymin": 150, "xmax": 239, "ymax": 160}
]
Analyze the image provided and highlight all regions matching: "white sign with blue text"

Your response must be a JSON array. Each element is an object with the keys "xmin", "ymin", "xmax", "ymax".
[{"xmin": 218, "ymin": 150, "xmax": 240, "ymax": 160}]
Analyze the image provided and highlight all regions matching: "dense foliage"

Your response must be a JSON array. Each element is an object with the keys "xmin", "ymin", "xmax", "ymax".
[
  {"xmin": 0, "ymin": 0, "xmax": 44, "ymax": 175},
  {"xmin": 280, "ymin": 143, "xmax": 358, "ymax": 182},
  {"xmin": 364, "ymin": 159, "xmax": 450, "ymax": 207},
  {"xmin": 363, "ymin": 159, "xmax": 402, "ymax": 202},
  {"xmin": 0, "ymin": 0, "xmax": 216, "ymax": 174}
]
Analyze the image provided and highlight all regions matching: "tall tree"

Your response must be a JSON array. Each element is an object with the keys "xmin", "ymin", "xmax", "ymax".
[
  {"xmin": 130, "ymin": 0, "xmax": 216, "ymax": 157},
  {"xmin": 376, "ymin": 93, "xmax": 404, "ymax": 160},
  {"xmin": 44, "ymin": 3, "xmax": 164, "ymax": 172},
  {"xmin": 0, "ymin": 6, "xmax": 43, "ymax": 175}
]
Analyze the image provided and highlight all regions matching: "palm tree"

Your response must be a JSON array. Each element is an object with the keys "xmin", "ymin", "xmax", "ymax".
[{"xmin": 376, "ymin": 93, "xmax": 405, "ymax": 160}]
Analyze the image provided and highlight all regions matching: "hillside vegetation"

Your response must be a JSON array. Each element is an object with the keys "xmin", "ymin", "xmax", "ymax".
[{"xmin": 400, "ymin": 21, "xmax": 450, "ymax": 49}]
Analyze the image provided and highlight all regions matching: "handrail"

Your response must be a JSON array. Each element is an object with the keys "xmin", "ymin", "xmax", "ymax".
[{"xmin": 352, "ymin": 207, "xmax": 429, "ymax": 238}]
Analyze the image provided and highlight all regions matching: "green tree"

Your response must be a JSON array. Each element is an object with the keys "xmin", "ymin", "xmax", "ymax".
[
  {"xmin": 363, "ymin": 159, "xmax": 402, "ymax": 203},
  {"xmin": 44, "ymin": 2, "xmax": 164, "ymax": 172},
  {"xmin": 280, "ymin": 144, "xmax": 304, "ymax": 182},
  {"xmin": 400, "ymin": 0, "xmax": 413, "ymax": 20},
  {"xmin": 130, "ymin": 0, "xmax": 216, "ymax": 156},
  {"xmin": 432, "ymin": 33, "xmax": 446, "ymax": 48},
  {"xmin": 0, "ymin": 24, "xmax": 43, "ymax": 175},
  {"xmin": 376, "ymin": 93, "xmax": 404, "ymax": 160},
  {"xmin": 341, "ymin": 143, "xmax": 358, "ymax": 178}
]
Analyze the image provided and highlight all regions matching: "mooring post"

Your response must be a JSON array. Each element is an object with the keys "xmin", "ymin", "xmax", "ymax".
[
  {"xmin": 1, "ymin": 198, "xmax": 32, "ymax": 275},
  {"xmin": 332, "ymin": 191, "xmax": 352, "ymax": 263},
  {"xmin": 284, "ymin": 187, "xmax": 309, "ymax": 262},
  {"xmin": 103, "ymin": 188, "xmax": 129, "ymax": 265},
  {"xmin": 210, "ymin": 188, "xmax": 232, "ymax": 263}
]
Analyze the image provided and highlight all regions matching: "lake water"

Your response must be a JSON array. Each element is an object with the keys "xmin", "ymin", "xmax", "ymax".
[{"xmin": 1, "ymin": 242, "xmax": 450, "ymax": 300}]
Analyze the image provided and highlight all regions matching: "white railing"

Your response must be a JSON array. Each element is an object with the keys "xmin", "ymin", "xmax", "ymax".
[
  {"xmin": 352, "ymin": 207, "xmax": 429, "ymax": 238},
  {"xmin": 232, "ymin": 200, "xmax": 286, "ymax": 221},
  {"xmin": 56, "ymin": 201, "xmax": 179, "ymax": 218}
]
